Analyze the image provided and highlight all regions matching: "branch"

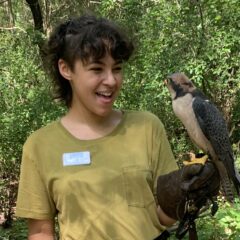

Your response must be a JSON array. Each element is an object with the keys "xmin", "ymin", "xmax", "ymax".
[
  {"xmin": 197, "ymin": 0, "xmax": 205, "ymax": 39},
  {"xmin": 0, "ymin": 0, "xmax": 8, "ymax": 4},
  {"xmin": 194, "ymin": 0, "xmax": 206, "ymax": 56},
  {"xmin": 0, "ymin": 26, "xmax": 26, "ymax": 32},
  {"xmin": 90, "ymin": 0, "xmax": 102, "ymax": 3}
]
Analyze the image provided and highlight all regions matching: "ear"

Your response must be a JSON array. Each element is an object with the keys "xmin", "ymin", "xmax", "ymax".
[{"xmin": 58, "ymin": 59, "xmax": 72, "ymax": 81}]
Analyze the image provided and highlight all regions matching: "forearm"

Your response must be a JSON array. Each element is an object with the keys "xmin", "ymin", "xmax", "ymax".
[
  {"xmin": 28, "ymin": 233, "xmax": 55, "ymax": 240},
  {"xmin": 28, "ymin": 219, "xmax": 55, "ymax": 240},
  {"xmin": 157, "ymin": 205, "xmax": 176, "ymax": 227}
]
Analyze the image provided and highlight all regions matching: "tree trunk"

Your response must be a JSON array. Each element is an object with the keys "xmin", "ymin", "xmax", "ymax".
[
  {"xmin": 25, "ymin": 0, "xmax": 45, "ymax": 62},
  {"xmin": 7, "ymin": 0, "xmax": 15, "ymax": 27},
  {"xmin": 25, "ymin": 0, "xmax": 44, "ymax": 33}
]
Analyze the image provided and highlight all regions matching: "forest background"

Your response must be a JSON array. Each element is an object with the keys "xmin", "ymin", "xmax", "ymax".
[{"xmin": 0, "ymin": 0, "xmax": 239, "ymax": 239}]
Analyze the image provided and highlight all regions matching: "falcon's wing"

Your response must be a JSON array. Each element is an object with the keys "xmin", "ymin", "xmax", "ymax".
[{"xmin": 192, "ymin": 97, "xmax": 235, "ymax": 177}]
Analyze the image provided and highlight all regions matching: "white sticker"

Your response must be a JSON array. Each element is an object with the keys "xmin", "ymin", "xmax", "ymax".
[{"xmin": 62, "ymin": 152, "xmax": 91, "ymax": 166}]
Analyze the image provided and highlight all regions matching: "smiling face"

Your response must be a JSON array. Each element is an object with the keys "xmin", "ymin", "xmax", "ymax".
[{"xmin": 59, "ymin": 54, "xmax": 123, "ymax": 119}]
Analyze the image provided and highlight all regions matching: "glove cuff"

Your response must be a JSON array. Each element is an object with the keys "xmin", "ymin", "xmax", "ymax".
[{"xmin": 157, "ymin": 169, "xmax": 186, "ymax": 220}]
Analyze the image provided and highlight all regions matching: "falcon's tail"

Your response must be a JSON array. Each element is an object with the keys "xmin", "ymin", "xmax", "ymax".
[
  {"xmin": 221, "ymin": 153, "xmax": 240, "ymax": 199},
  {"xmin": 233, "ymin": 165, "xmax": 240, "ymax": 195},
  {"xmin": 215, "ymin": 161, "xmax": 235, "ymax": 202},
  {"xmin": 221, "ymin": 176, "xmax": 235, "ymax": 203}
]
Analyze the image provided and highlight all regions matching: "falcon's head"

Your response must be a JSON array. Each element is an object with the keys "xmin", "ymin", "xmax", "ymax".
[{"xmin": 164, "ymin": 72, "xmax": 196, "ymax": 100}]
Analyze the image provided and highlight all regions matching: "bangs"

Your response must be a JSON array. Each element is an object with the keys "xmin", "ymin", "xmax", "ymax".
[
  {"xmin": 63, "ymin": 21, "xmax": 134, "ymax": 67},
  {"xmin": 80, "ymin": 37, "xmax": 132, "ymax": 64}
]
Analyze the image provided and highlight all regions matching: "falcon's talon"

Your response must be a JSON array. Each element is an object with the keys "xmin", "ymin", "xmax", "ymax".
[{"xmin": 183, "ymin": 153, "xmax": 208, "ymax": 166}]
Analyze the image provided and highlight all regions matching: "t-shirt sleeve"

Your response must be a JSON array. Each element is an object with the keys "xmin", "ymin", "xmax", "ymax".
[
  {"xmin": 150, "ymin": 115, "xmax": 178, "ymax": 199},
  {"xmin": 16, "ymin": 143, "xmax": 56, "ymax": 220}
]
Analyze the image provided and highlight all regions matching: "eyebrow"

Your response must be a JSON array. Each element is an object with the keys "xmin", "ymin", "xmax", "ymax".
[{"xmin": 89, "ymin": 59, "xmax": 122, "ymax": 65}]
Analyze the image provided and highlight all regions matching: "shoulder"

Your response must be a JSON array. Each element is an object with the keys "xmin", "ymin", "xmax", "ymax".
[
  {"xmin": 124, "ymin": 110, "xmax": 165, "ymax": 131},
  {"xmin": 23, "ymin": 121, "xmax": 60, "ymax": 151},
  {"xmin": 125, "ymin": 111, "xmax": 163, "ymax": 127}
]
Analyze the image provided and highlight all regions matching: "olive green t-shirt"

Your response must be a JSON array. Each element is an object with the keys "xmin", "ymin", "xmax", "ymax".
[{"xmin": 16, "ymin": 111, "xmax": 178, "ymax": 240}]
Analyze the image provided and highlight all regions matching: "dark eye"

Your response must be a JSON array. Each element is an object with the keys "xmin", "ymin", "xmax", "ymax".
[
  {"xmin": 90, "ymin": 67, "xmax": 102, "ymax": 72},
  {"xmin": 113, "ymin": 67, "xmax": 122, "ymax": 72}
]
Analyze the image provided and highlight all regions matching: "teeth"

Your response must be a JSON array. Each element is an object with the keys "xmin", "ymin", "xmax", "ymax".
[{"xmin": 97, "ymin": 92, "xmax": 112, "ymax": 97}]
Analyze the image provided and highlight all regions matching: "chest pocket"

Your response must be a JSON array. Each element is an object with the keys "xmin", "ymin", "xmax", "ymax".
[{"xmin": 122, "ymin": 166, "xmax": 155, "ymax": 208}]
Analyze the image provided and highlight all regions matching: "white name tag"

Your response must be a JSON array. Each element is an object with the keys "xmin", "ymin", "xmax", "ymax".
[{"xmin": 62, "ymin": 152, "xmax": 91, "ymax": 166}]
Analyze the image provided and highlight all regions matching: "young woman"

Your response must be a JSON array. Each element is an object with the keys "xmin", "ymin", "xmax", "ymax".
[{"xmin": 16, "ymin": 15, "xmax": 219, "ymax": 240}]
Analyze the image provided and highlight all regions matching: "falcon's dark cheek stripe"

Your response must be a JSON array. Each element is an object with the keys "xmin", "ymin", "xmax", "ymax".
[{"xmin": 171, "ymin": 81, "xmax": 187, "ymax": 99}]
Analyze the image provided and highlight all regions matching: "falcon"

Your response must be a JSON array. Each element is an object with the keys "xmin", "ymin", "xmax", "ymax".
[{"xmin": 165, "ymin": 72, "xmax": 240, "ymax": 202}]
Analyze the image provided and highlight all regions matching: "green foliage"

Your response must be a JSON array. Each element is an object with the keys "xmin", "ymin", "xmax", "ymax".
[
  {"xmin": 168, "ymin": 199, "xmax": 240, "ymax": 240},
  {"xmin": 0, "ymin": 218, "xmax": 27, "ymax": 240},
  {"xmin": 216, "ymin": 200, "xmax": 240, "ymax": 239},
  {"xmin": 196, "ymin": 199, "xmax": 240, "ymax": 240}
]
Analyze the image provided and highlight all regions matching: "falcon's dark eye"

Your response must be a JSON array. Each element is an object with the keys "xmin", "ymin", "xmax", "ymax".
[{"xmin": 183, "ymin": 82, "xmax": 192, "ymax": 87}]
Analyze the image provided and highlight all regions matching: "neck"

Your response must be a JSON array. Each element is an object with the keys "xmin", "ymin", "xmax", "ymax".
[
  {"xmin": 61, "ymin": 106, "xmax": 122, "ymax": 140},
  {"xmin": 68, "ymin": 107, "xmax": 118, "ymax": 127}
]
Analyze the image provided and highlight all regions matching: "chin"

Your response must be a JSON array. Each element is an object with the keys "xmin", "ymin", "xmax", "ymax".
[{"xmin": 95, "ymin": 108, "xmax": 113, "ymax": 118}]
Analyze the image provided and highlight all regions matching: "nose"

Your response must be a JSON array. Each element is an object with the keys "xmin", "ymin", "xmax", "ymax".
[{"xmin": 103, "ymin": 71, "xmax": 117, "ymax": 86}]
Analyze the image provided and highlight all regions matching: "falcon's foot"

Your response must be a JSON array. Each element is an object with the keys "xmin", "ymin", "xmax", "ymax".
[{"xmin": 183, "ymin": 153, "xmax": 208, "ymax": 166}]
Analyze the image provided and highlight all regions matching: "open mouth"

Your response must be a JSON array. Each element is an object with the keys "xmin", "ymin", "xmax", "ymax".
[{"xmin": 96, "ymin": 91, "xmax": 113, "ymax": 99}]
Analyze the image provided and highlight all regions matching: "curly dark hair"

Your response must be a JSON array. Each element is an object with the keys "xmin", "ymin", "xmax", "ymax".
[{"xmin": 44, "ymin": 15, "xmax": 134, "ymax": 107}]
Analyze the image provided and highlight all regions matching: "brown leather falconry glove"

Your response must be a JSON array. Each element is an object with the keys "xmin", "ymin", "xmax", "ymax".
[{"xmin": 157, "ymin": 161, "xmax": 220, "ymax": 221}]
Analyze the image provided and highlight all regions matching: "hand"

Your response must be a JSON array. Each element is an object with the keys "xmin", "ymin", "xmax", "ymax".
[
  {"xmin": 157, "ymin": 161, "xmax": 220, "ymax": 220},
  {"xmin": 181, "ymin": 161, "xmax": 220, "ymax": 201}
]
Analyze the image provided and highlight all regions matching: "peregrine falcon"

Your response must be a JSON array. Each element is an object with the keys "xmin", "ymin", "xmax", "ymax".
[{"xmin": 165, "ymin": 72, "xmax": 240, "ymax": 202}]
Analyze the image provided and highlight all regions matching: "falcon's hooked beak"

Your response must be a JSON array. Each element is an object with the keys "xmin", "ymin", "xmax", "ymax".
[{"xmin": 164, "ymin": 78, "xmax": 171, "ymax": 85}]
